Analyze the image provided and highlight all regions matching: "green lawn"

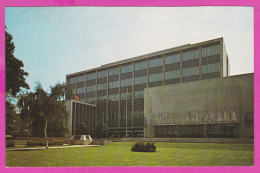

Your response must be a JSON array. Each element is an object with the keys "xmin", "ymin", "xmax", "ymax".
[{"xmin": 6, "ymin": 142, "xmax": 254, "ymax": 167}]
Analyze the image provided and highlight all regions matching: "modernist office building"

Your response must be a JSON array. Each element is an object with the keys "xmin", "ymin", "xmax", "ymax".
[{"xmin": 66, "ymin": 37, "xmax": 249, "ymax": 138}]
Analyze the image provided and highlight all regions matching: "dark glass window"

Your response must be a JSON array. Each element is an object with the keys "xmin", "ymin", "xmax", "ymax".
[
  {"xmin": 165, "ymin": 70, "xmax": 180, "ymax": 80},
  {"xmin": 134, "ymin": 76, "xmax": 147, "ymax": 85},
  {"xmin": 149, "ymin": 73, "xmax": 163, "ymax": 82},
  {"xmin": 183, "ymin": 67, "xmax": 199, "ymax": 77},
  {"xmin": 121, "ymin": 78, "xmax": 132, "ymax": 87},
  {"xmin": 87, "ymin": 85, "xmax": 96, "ymax": 92},
  {"xmin": 202, "ymin": 63, "xmax": 220, "ymax": 74},
  {"xmin": 109, "ymin": 81, "xmax": 119, "ymax": 89},
  {"xmin": 121, "ymin": 64, "xmax": 133, "ymax": 73},
  {"xmin": 165, "ymin": 54, "xmax": 180, "ymax": 64},
  {"xmin": 77, "ymin": 74, "xmax": 86, "ymax": 82},
  {"xmin": 109, "ymin": 67, "xmax": 119, "ymax": 76},
  {"xmin": 87, "ymin": 72, "xmax": 96, "ymax": 80},
  {"xmin": 149, "ymin": 57, "xmax": 163, "ymax": 68},
  {"xmin": 98, "ymin": 70, "xmax": 107, "ymax": 78},
  {"xmin": 135, "ymin": 61, "xmax": 147, "ymax": 71},
  {"xmin": 183, "ymin": 49, "xmax": 199, "ymax": 61},
  {"xmin": 202, "ymin": 44, "xmax": 220, "ymax": 57}
]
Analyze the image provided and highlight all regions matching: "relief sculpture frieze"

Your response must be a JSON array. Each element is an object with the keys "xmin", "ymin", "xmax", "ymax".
[{"xmin": 144, "ymin": 110, "xmax": 238, "ymax": 127}]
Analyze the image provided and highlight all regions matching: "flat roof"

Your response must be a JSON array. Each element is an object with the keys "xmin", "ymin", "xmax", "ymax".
[{"xmin": 67, "ymin": 37, "xmax": 223, "ymax": 77}]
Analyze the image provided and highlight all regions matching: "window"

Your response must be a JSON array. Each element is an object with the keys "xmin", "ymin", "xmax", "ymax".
[
  {"xmin": 98, "ymin": 83, "xmax": 107, "ymax": 91},
  {"xmin": 108, "ymin": 94, "xmax": 119, "ymax": 101},
  {"xmin": 98, "ymin": 70, "xmax": 107, "ymax": 78},
  {"xmin": 121, "ymin": 92, "xmax": 131, "ymax": 100},
  {"xmin": 121, "ymin": 78, "xmax": 132, "ymax": 87},
  {"xmin": 77, "ymin": 74, "xmax": 86, "ymax": 83},
  {"xmin": 87, "ymin": 72, "xmax": 96, "ymax": 80},
  {"xmin": 149, "ymin": 57, "xmax": 163, "ymax": 68},
  {"xmin": 149, "ymin": 73, "xmax": 163, "ymax": 82},
  {"xmin": 134, "ymin": 76, "xmax": 147, "ymax": 85},
  {"xmin": 183, "ymin": 67, "xmax": 199, "ymax": 77},
  {"xmin": 165, "ymin": 70, "xmax": 180, "ymax": 80},
  {"xmin": 183, "ymin": 49, "xmax": 199, "ymax": 61},
  {"xmin": 86, "ymin": 97, "xmax": 96, "ymax": 104},
  {"xmin": 109, "ymin": 67, "xmax": 119, "ymax": 76},
  {"xmin": 109, "ymin": 81, "xmax": 119, "ymax": 89},
  {"xmin": 135, "ymin": 61, "xmax": 147, "ymax": 71},
  {"xmin": 87, "ymin": 85, "xmax": 96, "ymax": 92},
  {"xmin": 121, "ymin": 64, "xmax": 133, "ymax": 73},
  {"xmin": 97, "ymin": 96, "xmax": 107, "ymax": 102},
  {"xmin": 69, "ymin": 76, "xmax": 77, "ymax": 84},
  {"xmin": 202, "ymin": 44, "xmax": 220, "ymax": 57},
  {"xmin": 202, "ymin": 63, "xmax": 220, "ymax": 74},
  {"xmin": 77, "ymin": 87, "xmax": 86, "ymax": 94},
  {"xmin": 134, "ymin": 90, "xmax": 144, "ymax": 98},
  {"xmin": 165, "ymin": 54, "xmax": 180, "ymax": 64}
]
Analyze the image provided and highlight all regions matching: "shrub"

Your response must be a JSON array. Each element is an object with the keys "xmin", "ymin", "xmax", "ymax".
[
  {"xmin": 26, "ymin": 140, "xmax": 64, "ymax": 146},
  {"xmin": 6, "ymin": 141, "xmax": 15, "ymax": 147},
  {"xmin": 131, "ymin": 142, "xmax": 156, "ymax": 152}
]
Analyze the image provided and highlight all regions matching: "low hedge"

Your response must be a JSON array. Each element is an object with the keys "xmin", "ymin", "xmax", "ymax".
[
  {"xmin": 131, "ymin": 142, "xmax": 156, "ymax": 152},
  {"xmin": 26, "ymin": 140, "xmax": 64, "ymax": 146},
  {"xmin": 6, "ymin": 141, "xmax": 15, "ymax": 147}
]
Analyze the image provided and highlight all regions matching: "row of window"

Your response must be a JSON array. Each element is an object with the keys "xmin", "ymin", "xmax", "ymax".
[
  {"xmin": 202, "ymin": 45, "xmax": 220, "ymax": 57},
  {"xmin": 86, "ymin": 97, "xmax": 96, "ymax": 104},
  {"xmin": 80, "ymin": 64, "xmax": 219, "ymax": 94},
  {"xmin": 202, "ymin": 63, "xmax": 220, "ymax": 74},
  {"xmin": 108, "ymin": 111, "xmax": 144, "ymax": 119},
  {"xmin": 70, "ymin": 44, "xmax": 220, "ymax": 82},
  {"xmin": 165, "ymin": 54, "xmax": 180, "ymax": 65}
]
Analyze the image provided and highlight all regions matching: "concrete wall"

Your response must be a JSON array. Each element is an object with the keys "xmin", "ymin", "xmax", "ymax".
[
  {"xmin": 144, "ymin": 73, "xmax": 254, "ymax": 138},
  {"xmin": 65, "ymin": 100, "xmax": 73, "ymax": 140}
]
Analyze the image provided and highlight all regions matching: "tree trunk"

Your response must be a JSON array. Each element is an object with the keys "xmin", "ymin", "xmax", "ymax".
[{"xmin": 44, "ymin": 119, "xmax": 48, "ymax": 149}]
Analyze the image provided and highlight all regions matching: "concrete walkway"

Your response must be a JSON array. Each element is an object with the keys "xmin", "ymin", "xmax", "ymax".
[{"xmin": 6, "ymin": 144, "xmax": 101, "ymax": 151}]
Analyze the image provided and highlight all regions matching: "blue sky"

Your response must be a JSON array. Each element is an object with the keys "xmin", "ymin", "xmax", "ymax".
[{"xmin": 5, "ymin": 7, "xmax": 254, "ymax": 91}]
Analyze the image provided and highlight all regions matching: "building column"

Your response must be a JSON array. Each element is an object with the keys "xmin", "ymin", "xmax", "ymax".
[
  {"xmin": 177, "ymin": 125, "xmax": 180, "ymax": 137},
  {"xmin": 199, "ymin": 47, "xmax": 202, "ymax": 80},
  {"xmin": 180, "ymin": 51, "xmax": 183, "ymax": 83},
  {"xmin": 204, "ymin": 124, "xmax": 207, "ymax": 138}
]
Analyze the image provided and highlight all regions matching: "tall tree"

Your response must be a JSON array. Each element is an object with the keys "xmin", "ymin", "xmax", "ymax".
[
  {"xmin": 5, "ymin": 27, "xmax": 29, "ymax": 96},
  {"xmin": 5, "ymin": 27, "xmax": 29, "ymax": 134},
  {"xmin": 18, "ymin": 83, "xmax": 68, "ymax": 149}
]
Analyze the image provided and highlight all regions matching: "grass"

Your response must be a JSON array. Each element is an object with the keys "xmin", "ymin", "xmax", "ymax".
[{"xmin": 6, "ymin": 142, "xmax": 254, "ymax": 167}]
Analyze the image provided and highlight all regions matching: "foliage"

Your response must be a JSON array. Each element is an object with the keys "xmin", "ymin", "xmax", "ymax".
[
  {"xmin": 17, "ymin": 83, "xmax": 68, "ymax": 148},
  {"xmin": 76, "ymin": 122, "xmax": 89, "ymax": 135},
  {"xmin": 94, "ymin": 120, "xmax": 108, "ymax": 138},
  {"xmin": 5, "ymin": 27, "xmax": 29, "ymax": 96},
  {"xmin": 5, "ymin": 27, "xmax": 29, "ymax": 135},
  {"xmin": 131, "ymin": 142, "xmax": 156, "ymax": 152}
]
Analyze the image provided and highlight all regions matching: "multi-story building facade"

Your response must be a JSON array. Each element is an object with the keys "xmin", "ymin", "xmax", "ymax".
[{"xmin": 66, "ymin": 37, "xmax": 230, "ymax": 138}]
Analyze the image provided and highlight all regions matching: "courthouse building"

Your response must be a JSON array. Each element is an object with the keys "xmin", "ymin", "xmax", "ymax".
[{"xmin": 65, "ymin": 37, "xmax": 254, "ymax": 138}]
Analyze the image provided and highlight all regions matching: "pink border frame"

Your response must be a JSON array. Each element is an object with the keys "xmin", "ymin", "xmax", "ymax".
[{"xmin": 0, "ymin": 0, "xmax": 259, "ymax": 172}]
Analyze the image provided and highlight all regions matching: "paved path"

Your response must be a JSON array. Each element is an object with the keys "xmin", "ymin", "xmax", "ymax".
[{"xmin": 6, "ymin": 144, "xmax": 101, "ymax": 151}]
